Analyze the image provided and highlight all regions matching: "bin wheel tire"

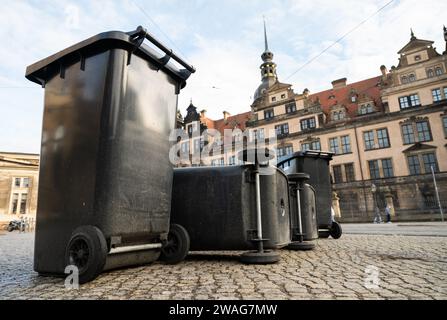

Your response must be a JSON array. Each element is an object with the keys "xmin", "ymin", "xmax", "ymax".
[
  {"xmin": 318, "ymin": 230, "xmax": 330, "ymax": 239},
  {"xmin": 7, "ymin": 226, "xmax": 14, "ymax": 232},
  {"xmin": 287, "ymin": 241, "xmax": 315, "ymax": 251},
  {"xmin": 160, "ymin": 224, "xmax": 190, "ymax": 264},
  {"xmin": 240, "ymin": 250, "xmax": 280, "ymax": 264},
  {"xmin": 330, "ymin": 221, "xmax": 343, "ymax": 239},
  {"xmin": 65, "ymin": 226, "xmax": 108, "ymax": 284}
]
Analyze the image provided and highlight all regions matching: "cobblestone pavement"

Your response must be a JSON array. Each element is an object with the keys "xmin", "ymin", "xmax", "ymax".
[{"xmin": 0, "ymin": 232, "xmax": 446, "ymax": 300}]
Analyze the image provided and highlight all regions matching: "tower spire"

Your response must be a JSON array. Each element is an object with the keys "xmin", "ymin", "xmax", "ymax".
[
  {"xmin": 263, "ymin": 16, "xmax": 269, "ymax": 51},
  {"xmin": 410, "ymin": 28, "xmax": 416, "ymax": 40}
]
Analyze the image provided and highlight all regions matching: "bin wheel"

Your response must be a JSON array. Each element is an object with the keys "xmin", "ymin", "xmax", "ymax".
[
  {"xmin": 160, "ymin": 224, "xmax": 190, "ymax": 264},
  {"xmin": 240, "ymin": 250, "xmax": 280, "ymax": 264},
  {"xmin": 287, "ymin": 241, "xmax": 315, "ymax": 251},
  {"xmin": 318, "ymin": 230, "xmax": 330, "ymax": 238},
  {"xmin": 7, "ymin": 226, "xmax": 14, "ymax": 232},
  {"xmin": 329, "ymin": 221, "xmax": 343, "ymax": 239},
  {"xmin": 64, "ymin": 226, "xmax": 108, "ymax": 284}
]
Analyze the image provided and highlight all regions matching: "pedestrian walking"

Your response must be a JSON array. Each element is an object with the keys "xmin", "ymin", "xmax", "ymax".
[{"xmin": 385, "ymin": 205, "xmax": 392, "ymax": 223}]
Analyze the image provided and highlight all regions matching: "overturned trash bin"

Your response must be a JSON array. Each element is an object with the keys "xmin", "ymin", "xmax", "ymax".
[
  {"xmin": 287, "ymin": 173, "xmax": 318, "ymax": 251},
  {"xmin": 26, "ymin": 26, "xmax": 195, "ymax": 283},
  {"xmin": 277, "ymin": 151, "xmax": 342, "ymax": 239},
  {"xmin": 170, "ymin": 150, "xmax": 289, "ymax": 264}
]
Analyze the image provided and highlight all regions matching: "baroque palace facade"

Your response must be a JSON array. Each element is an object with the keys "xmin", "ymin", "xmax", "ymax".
[{"xmin": 178, "ymin": 26, "xmax": 447, "ymax": 222}]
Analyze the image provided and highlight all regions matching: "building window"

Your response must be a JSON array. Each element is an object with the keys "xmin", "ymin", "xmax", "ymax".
[
  {"xmin": 14, "ymin": 178, "xmax": 21, "ymax": 187},
  {"xmin": 229, "ymin": 156, "xmax": 236, "ymax": 166},
  {"xmin": 432, "ymin": 88, "xmax": 442, "ymax": 102},
  {"xmin": 275, "ymin": 123, "xmax": 289, "ymax": 137},
  {"xmin": 333, "ymin": 110, "xmax": 345, "ymax": 121},
  {"xmin": 399, "ymin": 94, "xmax": 420, "ymax": 109},
  {"xmin": 422, "ymin": 153, "xmax": 438, "ymax": 173},
  {"xmin": 407, "ymin": 155, "xmax": 421, "ymax": 175},
  {"xmin": 329, "ymin": 138, "xmax": 340, "ymax": 155},
  {"xmin": 333, "ymin": 165, "xmax": 343, "ymax": 184},
  {"xmin": 427, "ymin": 69, "xmax": 434, "ymax": 78},
  {"xmin": 409, "ymin": 94, "xmax": 420, "ymax": 106},
  {"xmin": 443, "ymin": 117, "xmax": 447, "ymax": 137},
  {"xmin": 368, "ymin": 160, "xmax": 380, "ymax": 179},
  {"xmin": 363, "ymin": 131, "xmax": 375, "ymax": 150},
  {"xmin": 302, "ymin": 140, "xmax": 321, "ymax": 151},
  {"xmin": 281, "ymin": 94, "xmax": 286, "ymax": 99},
  {"xmin": 444, "ymin": 87, "xmax": 447, "ymax": 100},
  {"xmin": 264, "ymin": 109, "xmax": 274, "ymax": 120},
  {"xmin": 23, "ymin": 178, "xmax": 30, "ymax": 188},
  {"xmin": 285, "ymin": 102, "xmax": 297, "ymax": 114},
  {"xmin": 345, "ymin": 163, "xmax": 355, "ymax": 182},
  {"xmin": 219, "ymin": 158, "xmax": 225, "ymax": 166},
  {"xmin": 359, "ymin": 103, "xmax": 374, "ymax": 115},
  {"xmin": 272, "ymin": 97, "xmax": 276, "ymax": 102},
  {"xmin": 435, "ymin": 67, "xmax": 443, "ymax": 76},
  {"xmin": 181, "ymin": 142, "xmax": 190, "ymax": 154},
  {"xmin": 340, "ymin": 135, "xmax": 351, "ymax": 154},
  {"xmin": 402, "ymin": 124, "xmax": 415, "ymax": 144},
  {"xmin": 382, "ymin": 159, "xmax": 394, "ymax": 178},
  {"xmin": 408, "ymin": 74, "xmax": 416, "ymax": 82},
  {"xmin": 20, "ymin": 194, "xmax": 28, "ymax": 214},
  {"xmin": 11, "ymin": 193, "xmax": 19, "ymax": 214},
  {"xmin": 377, "ymin": 129, "xmax": 390, "ymax": 148},
  {"xmin": 278, "ymin": 145, "xmax": 293, "ymax": 158},
  {"xmin": 416, "ymin": 121, "xmax": 432, "ymax": 142},
  {"xmin": 401, "ymin": 76, "xmax": 408, "ymax": 84},
  {"xmin": 407, "ymin": 152, "xmax": 438, "ymax": 175},
  {"xmin": 351, "ymin": 96, "xmax": 357, "ymax": 103},
  {"xmin": 300, "ymin": 117, "xmax": 316, "ymax": 131}
]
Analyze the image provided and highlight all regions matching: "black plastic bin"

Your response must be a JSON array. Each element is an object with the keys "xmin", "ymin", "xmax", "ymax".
[
  {"xmin": 277, "ymin": 151, "xmax": 342, "ymax": 239},
  {"xmin": 287, "ymin": 173, "xmax": 318, "ymax": 250},
  {"xmin": 170, "ymin": 165, "xmax": 290, "ymax": 262},
  {"xmin": 26, "ymin": 26, "xmax": 195, "ymax": 283}
]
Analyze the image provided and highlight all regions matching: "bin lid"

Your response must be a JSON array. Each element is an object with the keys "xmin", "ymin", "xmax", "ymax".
[
  {"xmin": 277, "ymin": 150, "xmax": 333, "ymax": 167},
  {"xmin": 26, "ymin": 28, "xmax": 193, "ymax": 89}
]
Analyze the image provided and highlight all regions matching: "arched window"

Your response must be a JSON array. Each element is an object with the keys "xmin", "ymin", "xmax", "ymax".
[
  {"xmin": 427, "ymin": 69, "xmax": 434, "ymax": 78},
  {"xmin": 401, "ymin": 76, "xmax": 408, "ymax": 84},
  {"xmin": 435, "ymin": 67, "xmax": 443, "ymax": 76}
]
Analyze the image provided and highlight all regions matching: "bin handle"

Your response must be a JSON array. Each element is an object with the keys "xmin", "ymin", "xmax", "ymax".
[{"xmin": 128, "ymin": 26, "xmax": 196, "ymax": 74}]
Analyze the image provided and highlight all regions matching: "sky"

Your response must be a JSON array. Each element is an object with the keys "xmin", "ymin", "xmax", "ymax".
[{"xmin": 0, "ymin": 0, "xmax": 446, "ymax": 153}]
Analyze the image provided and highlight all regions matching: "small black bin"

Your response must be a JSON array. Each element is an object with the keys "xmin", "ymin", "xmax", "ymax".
[
  {"xmin": 277, "ymin": 151, "xmax": 342, "ymax": 239},
  {"xmin": 26, "ymin": 26, "xmax": 194, "ymax": 283},
  {"xmin": 170, "ymin": 165, "xmax": 291, "ymax": 261},
  {"xmin": 287, "ymin": 173, "xmax": 318, "ymax": 249}
]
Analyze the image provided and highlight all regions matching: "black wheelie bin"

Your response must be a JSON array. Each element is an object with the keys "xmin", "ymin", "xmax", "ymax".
[
  {"xmin": 25, "ymin": 26, "xmax": 195, "ymax": 283},
  {"xmin": 169, "ymin": 159, "xmax": 290, "ymax": 264},
  {"xmin": 287, "ymin": 173, "xmax": 318, "ymax": 251},
  {"xmin": 277, "ymin": 151, "xmax": 342, "ymax": 239}
]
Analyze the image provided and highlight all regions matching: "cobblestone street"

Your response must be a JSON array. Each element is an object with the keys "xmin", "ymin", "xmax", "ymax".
[{"xmin": 0, "ymin": 231, "xmax": 446, "ymax": 300}]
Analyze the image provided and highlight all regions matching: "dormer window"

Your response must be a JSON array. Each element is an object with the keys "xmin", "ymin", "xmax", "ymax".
[
  {"xmin": 351, "ymin": 96, "xmax": 357, "ymax": 103},
  {"xmin": 333, "ymin": 110, "xmax": 345, "ymax": 121},
  {"xmin": 359, "ymin": 103, "xmax": 374, "ymax": 115},
  {"xmin": 409, "ymin": 74, "xmax": 416, "ymax": 82},
  {"xmin": 427, "ymin": 69, "xmax": 434, "ymax": 78},
  {"xmin": 435, "ymin": 67, "xmax": 443, "ymax": 76},
  {"xmin": 401, "ymin": 76, "xmax": 408, "ymax": 84}
]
